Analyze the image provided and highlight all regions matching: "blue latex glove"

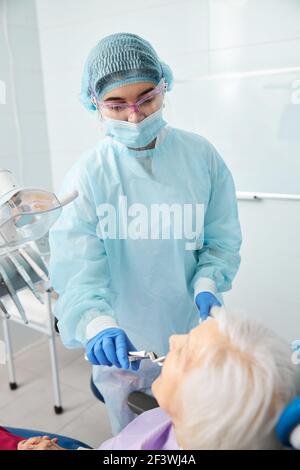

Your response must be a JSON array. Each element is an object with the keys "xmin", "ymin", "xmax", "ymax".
[
  {"xmin": 86, "ymin": 327, "xmax": 140, "ymax": 371},
  {"xmin": 195, "ymin": 291, "xmax": 221, "ymax": 321}
]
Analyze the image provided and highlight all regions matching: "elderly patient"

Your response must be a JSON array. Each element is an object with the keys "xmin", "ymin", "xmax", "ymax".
[{"xmin": 16, "ymin": 307, "xmax": 296, "ymax": 450}]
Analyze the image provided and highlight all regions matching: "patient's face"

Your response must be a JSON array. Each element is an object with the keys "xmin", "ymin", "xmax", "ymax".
[{"xmin": 152, "ymin": 318, "xmax": 222, "ymax": 418}]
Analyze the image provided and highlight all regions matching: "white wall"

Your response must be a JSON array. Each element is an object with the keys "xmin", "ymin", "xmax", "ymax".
[
  {"xmin": 0, "ymin": 0, "xmax": 53, "ymax": 352},
  {"xmin": 0, "ymin": 0, "xmax": 52, "ymax": 188},
  {"xmin": 34, "ymin": 0, "xmax": 211, "ymax": 191}
]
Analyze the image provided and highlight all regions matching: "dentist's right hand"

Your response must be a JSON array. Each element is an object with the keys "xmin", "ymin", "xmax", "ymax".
[{"xmin": 86, "ymin": 327, "xmax": 140, "ymax": 371}]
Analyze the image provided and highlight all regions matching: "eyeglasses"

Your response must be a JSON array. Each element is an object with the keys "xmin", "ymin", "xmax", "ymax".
[{"xmin": 95, "ymin": 79, "xmax": 167, "ymax": 120}]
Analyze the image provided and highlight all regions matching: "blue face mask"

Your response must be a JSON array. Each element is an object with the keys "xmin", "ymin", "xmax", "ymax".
[{"xmin": 102, "ymin": 106, "xmax": 167, "ymax": 148}]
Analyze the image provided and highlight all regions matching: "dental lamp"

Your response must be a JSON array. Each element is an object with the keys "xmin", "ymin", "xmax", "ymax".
[
  {"xmin": 0, "ymin": 169, "xmax": 78, "ymax": 323},
  {"xmin": 0, "ymin": 169, "xmax": 77, "ymax": 251}
]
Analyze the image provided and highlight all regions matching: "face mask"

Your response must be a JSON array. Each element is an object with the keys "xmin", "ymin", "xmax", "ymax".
[{"xmin": 102, "ymin": 106, "xmax": 167, "ymax": 148}]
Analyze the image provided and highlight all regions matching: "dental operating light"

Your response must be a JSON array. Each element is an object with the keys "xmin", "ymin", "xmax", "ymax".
[
  {"xmin": 0, "ymin": 169, "xmax": 78, "ymax": 251},
  {"xmin": 0, "ymin": 169, "xmax": 78, "ymax": 323}
]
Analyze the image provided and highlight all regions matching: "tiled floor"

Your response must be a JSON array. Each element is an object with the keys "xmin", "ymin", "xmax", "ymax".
[{"xmin": 0, "ymin": 337, "xmax": 112, "ymax": 448}]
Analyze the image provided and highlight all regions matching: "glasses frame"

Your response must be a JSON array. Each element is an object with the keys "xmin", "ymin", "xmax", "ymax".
[{"xmin": 95, "ymin": 78, "xmax": 167, "ymax": 119}]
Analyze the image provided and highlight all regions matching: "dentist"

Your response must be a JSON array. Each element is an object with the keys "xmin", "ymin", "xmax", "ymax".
[{"xmin": 49, "ymin": 32, "xmax": 242, "ymax": 434}]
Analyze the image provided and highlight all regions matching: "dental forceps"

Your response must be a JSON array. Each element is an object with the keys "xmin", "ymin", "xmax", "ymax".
[
  {"xmin": 85, "ymin": 350, "xmax": 166, "ymax": 366},
  {"xmin": 128, "ymin": 350, "xmax": 166, "ymax": 366}
]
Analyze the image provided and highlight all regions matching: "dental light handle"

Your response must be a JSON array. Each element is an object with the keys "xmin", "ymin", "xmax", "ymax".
[{"xmin": 60, "ymin": 190, "xmax": 78, "ymax": 207}]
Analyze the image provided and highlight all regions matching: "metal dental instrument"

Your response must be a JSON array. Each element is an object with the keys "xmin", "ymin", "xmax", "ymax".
[
  {"xmin": 128, "ymin": 351, "xmax": 166, "ymax": 366},
  {"xmin": 8, "ymin": 252, "xmax": 44, "ymax": 303},
  {"xmin": 18, "ymin": 247, "xmax": 49, "ymax": 284},
  {"xmin": 0, "ymin": 298, "xmax": 10, "ymax": 319},
  {"xmin": 0, "ymin": 246, "xmax": 52, "ymax": 324},
  {"xmin": 0, "ymin": 264, "xmax": 28, "ymax": 324},
  {"xmin": 84, "ymin": 350, "xmax": 166, "ymax": 366}
]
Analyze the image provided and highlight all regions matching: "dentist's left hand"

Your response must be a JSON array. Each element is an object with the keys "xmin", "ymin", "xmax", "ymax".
[
  {"xmin": 195, "ymin": 291, "xmax": 221, "ymax": 321},
  {"xmin": 86, "ymin": 327, "xmax": 140, "ymax": 371}
]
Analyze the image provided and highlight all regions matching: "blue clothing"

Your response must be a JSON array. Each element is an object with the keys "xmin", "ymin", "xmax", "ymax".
[
  {"xmin": 49, "ymin": 126, "xmax": 242, "ymax": 358},
  {"xmin": 86, "ymin": 327, "xmax": 139, "ymax": 370},
  {"xmin": 195, "ymin": 291, "xmax": 222, "ymax": 321}
]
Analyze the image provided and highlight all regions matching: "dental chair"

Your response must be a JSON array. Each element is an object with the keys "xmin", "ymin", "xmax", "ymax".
[
  {"xmin": 3, "ymin": 426, "xmax": 92, "ymax": 450},
  {"xmin": 127, "ymin": 391, "xmax": 159, "ymax": 415},
  {"xmin": 89, "ymin": 375, "xmax": 159, "ymax": 413},
  {"xmin": 4, "ymin": 391, "xmax": 299, "ymax": 449}
]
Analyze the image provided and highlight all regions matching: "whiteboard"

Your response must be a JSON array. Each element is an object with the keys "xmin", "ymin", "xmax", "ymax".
[{"xmin": 166, "ymin": 69, "xmax": 300, "ymax": 195}]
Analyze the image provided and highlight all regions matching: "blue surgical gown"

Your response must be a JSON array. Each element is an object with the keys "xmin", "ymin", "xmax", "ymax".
[{"xmin": 49, "ymin": 126, "xmax": 242, "ymax": 357}]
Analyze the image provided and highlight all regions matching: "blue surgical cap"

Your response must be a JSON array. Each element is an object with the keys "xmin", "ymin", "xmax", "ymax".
[{"xmin": 80, "ymin": 32, "xmax": 174, "ymax": 111}]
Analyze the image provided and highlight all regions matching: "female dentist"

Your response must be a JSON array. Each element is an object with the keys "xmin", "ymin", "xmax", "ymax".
[{"xmin": 49, "ymin": 32, "xmax": 242, "ymax": 434}]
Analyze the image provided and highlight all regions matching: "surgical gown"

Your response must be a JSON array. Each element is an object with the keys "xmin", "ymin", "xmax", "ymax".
[{"xmin": 49, "ymin": 126, "xmax": 242, "ymax": 433}]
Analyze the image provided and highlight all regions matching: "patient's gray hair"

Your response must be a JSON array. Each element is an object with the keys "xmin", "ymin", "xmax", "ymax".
[{"xmin": 176, "ymin": 307, "xmax": 296, "ymax": 450}]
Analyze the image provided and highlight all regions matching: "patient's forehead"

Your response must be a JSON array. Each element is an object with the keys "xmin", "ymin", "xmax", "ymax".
[{"xmin": 188, "ymin": 319, "xmax": 223, "ymax": 348}]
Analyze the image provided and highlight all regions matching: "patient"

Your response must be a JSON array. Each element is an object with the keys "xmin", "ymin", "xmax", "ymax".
[{"xmin": 13, "ymin": 307, "xmax": 296, "ymax": 450}]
